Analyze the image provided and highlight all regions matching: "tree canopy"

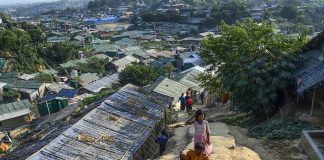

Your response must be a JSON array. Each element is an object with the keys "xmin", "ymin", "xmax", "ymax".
[
  {"xmin": 88, "ymin": 0, "xmax": 120, "ymax": 9},
  {"xmin": 199, "ymin": 19, "xmax": 306, "ymax": 117},
  {"xmin": 119, "ymin": 64, "xmax": 163, "ymax": 87},
  {"xmin": 140, "ymin": 11, "xmax": 182, "ymax": 22},
  {"xmin": 41, "ymin": 43, "xmax": 79, "ymax": 65},
  {"xmin": 208, "ymin": 0, "xmax": 250, "ymax": 25},
  {"xmin": 0, "ymin": 28, "xmax": 44, "ymax": 72}
]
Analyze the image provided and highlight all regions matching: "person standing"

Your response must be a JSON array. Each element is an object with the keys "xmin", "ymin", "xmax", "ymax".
[
  {"xmin": 185, "ymin": 109, "xmax": 213, "ymax": 156},
  {"xmin": 200, "ymin": 91, "xmax": 205, "ymax": 105},
  {"xmin": 179, "ymin": 93, "xmax": 186, "ymax": 112},
  {"xmin": 186, "ymin": 97, "xmax": 193, "ymax": 114}
]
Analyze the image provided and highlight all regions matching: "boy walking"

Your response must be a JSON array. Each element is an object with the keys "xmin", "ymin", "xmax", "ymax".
[{"xmin": 155, "ymin": 129, "xmax": 169, "ymax": 156}]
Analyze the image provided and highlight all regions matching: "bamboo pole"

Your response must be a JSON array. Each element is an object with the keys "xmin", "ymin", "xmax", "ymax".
[{"xmin": 310, "ymin": 89, "xmax": 317, "ymax": 115}]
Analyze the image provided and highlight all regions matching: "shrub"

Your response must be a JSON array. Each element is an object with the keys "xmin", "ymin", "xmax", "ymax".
[
  {"xmin": 221, "ymin": 112, "xmax": 255, "ymax": 127},
  {"xmin": 248, "ymin": 118, "xmax": 315, "ymax": 140},
  {"xmin": 80, "ymin": 89, "xmax": 117, "ymax": 107}
]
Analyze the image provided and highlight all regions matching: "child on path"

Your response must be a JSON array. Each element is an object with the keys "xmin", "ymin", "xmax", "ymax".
[
  {"xmin": 186, "ymin": 97, "xmax": 193, "ymax": 114},
  {"xmin": 185, "ymin": 109, "xmax": 213, "ymax": 156},
  {"xmin": 180, "ymin": 142, "xmax": 209, "ymax": 160},
  {"xmin": 155, "ymin": 129, "xmax": 169, "ymax": 156}
]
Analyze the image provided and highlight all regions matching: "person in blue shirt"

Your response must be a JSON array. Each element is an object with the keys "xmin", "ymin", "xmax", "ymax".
[
  {"xmin": 179, "ymin": 93, "xmax": 186, "ymax": 112},
  {"xmin": 155, "ymin": 129, "xmax": 169, "ymax": 156}
]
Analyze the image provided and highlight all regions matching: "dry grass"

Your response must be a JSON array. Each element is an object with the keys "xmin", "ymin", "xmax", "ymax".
[
  {"xmin": 77, "ymin": 134, "xmax": 96, "ymax": 143},
  {"xmin": 107, "ymin": 116, "xmax": 119, "ymax": 121},
  {"xmin": 101, "ymin": 135, "xmax": 114, "ymax": 142}
]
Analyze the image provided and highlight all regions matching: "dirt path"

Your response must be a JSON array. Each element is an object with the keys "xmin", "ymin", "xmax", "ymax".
[
  {"xmin": 158, "ymin": 104, "xmax": 261, "ymax": 160},
  {"xmin": 228, "ymin": 125, "xmax": 279, "ymax": 160}
]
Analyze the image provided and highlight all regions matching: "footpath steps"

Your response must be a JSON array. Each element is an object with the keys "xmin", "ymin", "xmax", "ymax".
[
  {"xmin": 185, "ymin": 122, "xmax": 261, "ymax": 160},
  {"xmin": 158, "ymin": 103, "xmax": 261, "ymax": 160}
]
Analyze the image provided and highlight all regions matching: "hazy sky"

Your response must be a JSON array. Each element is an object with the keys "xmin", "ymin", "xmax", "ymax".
[{"xmin": 0, "ymin": 0, "xmax": 59, "ymax": 6}]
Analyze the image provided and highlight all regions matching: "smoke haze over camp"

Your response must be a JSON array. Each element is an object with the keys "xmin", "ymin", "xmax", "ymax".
[{"xmin": 0, "ymin": 0, "xmax": 59, "ymax": 5}]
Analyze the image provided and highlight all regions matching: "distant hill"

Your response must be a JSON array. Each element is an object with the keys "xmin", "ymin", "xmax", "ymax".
[{"xmin": 3, "ymin": 0, "xmax": 92, "ymax": 16}]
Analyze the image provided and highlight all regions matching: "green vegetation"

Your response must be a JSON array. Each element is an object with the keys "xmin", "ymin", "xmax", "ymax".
[
  {"xmin": 80, "ymin": 89, "xmax": 117, "ymax": 107},
  {"xmin": 0, "ymin": 28, "xmax": 44, "ymax": 73},
  {"xmin": 203, "ymin": 0, "xmax": 250, "ymax": 27},
  {"xmin": 221, "ymin": 113, "xmax": 255, "ymax": 127},
  {"xmin": 35, "ymin": 73, "xmax": 54, "ymax": 82},
  {"xmin": 119, "ymin": 64, "xmax": 164, "ymax": 87},
  {"xmin": 88, "ymin": 0, "xmax": 120, "ymax": 9},
  {"xmin": 2, "ymin": 90, "xmax": 20, "ymax": 98},
  {"xmin": 141, "ymin": 11, "xmax": 183, "ymax": 22},
  {"xmin": 0, "ymin": 13, "xmax": 80, "ymax": 72},
  {"xmin": 77, "ymin": 57, "xmax": 106, "ymax": 74},
  {"xmin": 40, "ymin": 43, "xmax": 80, "ymax": 66},
  {"xmin": 199, "ymin": 19, "xmax": 306, "ymax": 118},
  {"xmin": 248, "ymin": 118, "xmax": 315, "ymax": 140}
]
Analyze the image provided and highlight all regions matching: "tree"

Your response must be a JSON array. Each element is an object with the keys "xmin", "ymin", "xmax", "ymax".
[
  {"xmin": 211, "ymin": 0, "xmax": 250, "ymax": 25},
  {"xmin": 280, "ymin": 5, "xmax": 298, "ymax": 20},
  {"xmin": 27, "ymin": 28, "xmax": 46, "ymax": 44},
  {"xmin": 44, "ymin": 43, "xmax": 79, "ymax": 65},
  {"xmin": 78, "ymin": 57, "xmax": 106, "ymax": 74},
  {"xmin": 199, "ymin": 19, "xmax": 306, "ymax": 118},
  {"xmin": 119, "ymin": 64, "xmax": 163, "ymax": 86},
  {"xmin": 0, "ymin": 28, "xmax": 44, "ymax": 73}
]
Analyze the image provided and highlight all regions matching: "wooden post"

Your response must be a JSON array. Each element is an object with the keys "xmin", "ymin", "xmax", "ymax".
[{"xmin": 310, "ymin": 89, "xmax": 317, "ymax": 115}]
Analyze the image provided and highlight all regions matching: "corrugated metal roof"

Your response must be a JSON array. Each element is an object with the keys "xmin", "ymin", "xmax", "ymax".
[
  {"xmin": 0, "ymin": 72, "xmax": 19, "ymax": 84},
  {"xmin": 124, "ymin": 48, "xmax": 150, "ymax": 59},
  {"xmin": 41, "ymin": 92, "xmax": 57, "ymax": 102},
  {"xmin": 0, "ymin": 99, "xmax": 32, "ymax": 121},
  {"xmin": 152, "ymin": 78, "xmax": 188, "ymax": 103},
  {"xmin": 41, "ymin": 69, "xmax": 58, "ymax": 75},
  {"xmin": 175, "ymin": 66, "xmax": 205, "ymax": 90},
  {"xmin": 79, "ymin": 73, "xmax": 100, "ymax": 86},
  {"xmin": 46, "ymin": 82, "xmax": 74, "ymax": 93},
  {"xmin": 13, "ymin": 80, "xmax": 44, "ymax": 89},
  {"xmin": 93, "ymin": 44, "xmax": 120, "ymax": 53},
  {"xmin": 112, "ymin": 55, "xmax": 139, "ymax": 69},
  {"xmin": 0, "ymin": 72, "xmax": 19, "ymax": 78},
  {"xmin": 28, "ymin": 84, "xmax": 173, "ymax": 160},
  {"xmin": 0, "ymin": 77, "xmax": 17, "ymax": 84},
  {"xmin": 114, "ymin": 38, "xmax": 137, "ymax": 46},
  {"xmin": 84, "ymin": 73, "xmax": 119, "ymax": 93},
  {"xmin": 57, "ymin": 89, "xmax": 78, "ymax": 98},
  {"xmin": 60, "ymin": 55, "xmax": 112, "ymax": 68},
  {"xmin": 294, "ymin": 50, "xmax": 324, "ymax": 95}
]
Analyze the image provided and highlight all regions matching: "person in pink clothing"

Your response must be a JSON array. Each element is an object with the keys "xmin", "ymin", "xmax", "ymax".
[{"xmin": 185, "ymin": 109, "xmax": 213, "ymax": 156}]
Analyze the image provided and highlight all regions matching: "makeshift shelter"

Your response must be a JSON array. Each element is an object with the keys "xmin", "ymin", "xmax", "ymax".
[
  {"xmin": 57, "ymin": 89, "xmax": 78, "ymax": 98},
  {"xmin": 148, "ymin": 78, "xmax": 188, "ymax": 110},
  {"xmin": 175, "ymin": 66, "xmax": 205, "ymax": 91},
  {"xmin": 79, "ymin": 73, "xmax": 100, "ymax": 86},
  {"xmin": 294, "ymin": 32, "xmax": 324, "ymax": 115},
  {"xmin": 46, "ymin": 82, "xmax": 74, "ymax": 93},
  {"xmin": 105, "ymin": 55, "xmax": 139, "ymax": 74},
  {"xmin": 37, "ymin": 97, "xmax": 69, "ymax": 116},
  {"xmin": 12, "ymin": 80, "xmax": 46, "ymax": 101},
  {"xmin": 28, "ymin": 84, "xmax": 173, "ymax": 160},
  {"xmin": 175, "ymin": 52, "xmax": 203, "ymax": 70},
  {"xmin": 83, "ymin": 73, "xmax": 119, "ymax": 93},
  {"xmin": 0, "ymin": 100, "xmax": 32, "ymax": 128}
]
